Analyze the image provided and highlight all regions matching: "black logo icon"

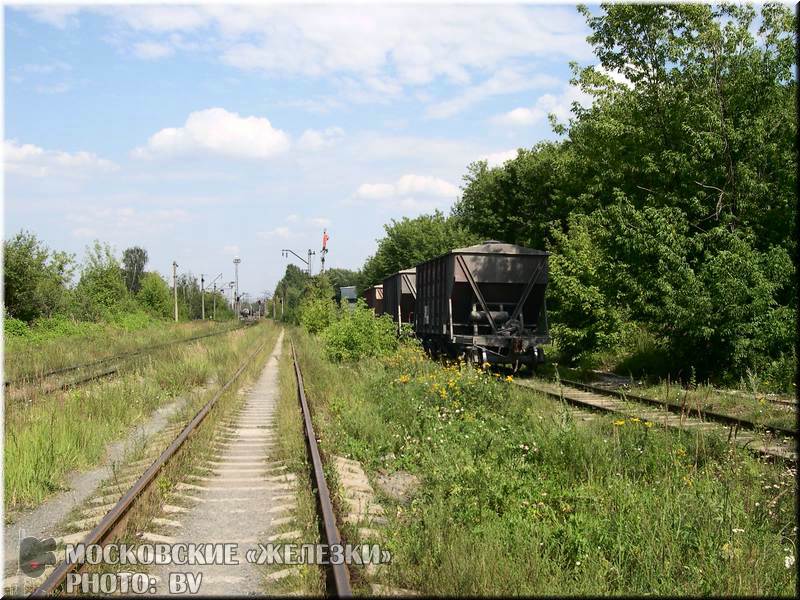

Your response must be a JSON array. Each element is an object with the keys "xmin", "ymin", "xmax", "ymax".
[{"xmin": 19, "ymin": 537, "xmax": 57, "ymax": 577}]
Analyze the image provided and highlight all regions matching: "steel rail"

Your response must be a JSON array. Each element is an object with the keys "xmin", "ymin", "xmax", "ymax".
[
  {"xmin": 290, "ymin": 341, "xmax": 353, "ymax": 598},
  {"xmin": 29, "ymin": 335, "xmax": 268, "ymax": 597},
  {"xmin": 6, "ymin": 321, "xmax": 251, "ymax": 388},
  {"xmin": 515, "ymin": 379, "xmax": 796, "ymax": 463},
  {"xmin": 559, "ymin": 378, "xmax": 797, "ymax": 440}
]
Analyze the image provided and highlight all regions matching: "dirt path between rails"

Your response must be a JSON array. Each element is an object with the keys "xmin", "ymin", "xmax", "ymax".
[
  {"xmin": 2, "ymin": 387, "xmax": 200, "ymax": 574},
  {"xmin": 148, "ymin": 330, "xmax": 291, "ymax": 595}
]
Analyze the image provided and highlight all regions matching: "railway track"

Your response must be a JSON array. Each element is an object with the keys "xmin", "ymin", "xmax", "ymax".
[
  {"xmin": 8, "ymin": 329, "xmax": 352, "ymax": 597},
  {"xmin": 5, "ymin": 322, "xmax": 252, "ymax": 395},
  {"xmin": 515, "ymin": 378, "xmax": 797, "ymax": 462},
  {"xmin": 581, "ymin": 370, "xmax": 797, "ymax": 409}
]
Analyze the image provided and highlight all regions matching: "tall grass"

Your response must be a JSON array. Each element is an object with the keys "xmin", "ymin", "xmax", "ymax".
[
  {"xmin": 293, "ymin": 331, "xmax": 797, "ymax": 596},
  {"xmin": 4, "ymin": 322, "xmax": 272, "ymax": 511},
  {"xmin": 4, "ymin": 318, "xmax": 240, "ymax": 382}
]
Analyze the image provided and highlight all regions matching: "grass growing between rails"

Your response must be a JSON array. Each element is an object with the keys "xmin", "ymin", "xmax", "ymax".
[
  {"xmin": 4, "ymin": 317, "xmax": 241, "ymax": 382},
  {"xmin": 292, "ymin": 331, "xmax": 797, "ymax": 596},
  {"xmin": 69, "ymin": 325, "xmax": 280, "ymax": 587},
  {"xmin": 533, "ymin": 362, "xmax": 797, "ymax": 433},
  {"xmin": 4, "ymin": 321, "xmax": 275, "ymax": 512},
  {"xmin": 269, "ymin": 332, "xmax": 325, "ymax": 594}
]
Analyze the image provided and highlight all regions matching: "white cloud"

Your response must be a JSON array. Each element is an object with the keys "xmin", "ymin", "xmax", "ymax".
[
  {"xmin": 480, "ymin": 149, "xmax": 519, "ymax": 168},
  {"xmin": 309, "ymin": 217, "xmax": 330, "ymax": 227},
  {"xmin": 26, "ymin": 5, "xmax": 591, "ymax": 105},
  {"xmin": 67, "ymin": 206, "xmax": 190, "ymax": 239},
  {"xmin": 426, "ymin": 70, "xmax": 560, "ymax": 119},
  {"xmin": 4, "ymin": 140, "xmax": 118, "ymax": 178},
  {"xmin": 20, "ymin": 6, "xmax": 81, "ymax": 29},
  {"xmin": 71, "ymin": 227, "xmax": 96, "ymax": 238},
  {"xmin": 258, "ymin": 227, "xmax": 292, "ymax": 240},
  {"xmin": 20, "ymin": 62, "xmax": 71, "ymax": 74},
  {"xmin": 297, "ymin": 127, "xmax": 344, "ymax": 151},
  {"xmin": 132, "ymin": 41, "xmax": 175, "ymax": 60},
  {"xmin": 492, "ymin": 85, "xmax": 592, "ymax": 127},
  {"xmin": 101, "ymin": 6, "xmax": 213, "ymax": 33},
  {"xmin": 285, "ymin": 214, "xmax": 299, "ymax": 223},
  {"xmin": 34, "ymin": 82, "xmax": 71, "ymax": 94},
  {"xmin": 223, "ymin": 244, "xmax": 240, "ymax": 256},
  {"xmin": 355, "ymin": 174, "xmax": 459, "ymax": 207},
  {"xmin": 211, "ymin": 6, "xmax": 591, "ymax": 85},
  {"xmin": 131, "ymin": 108, "xmax": 290, "ymax": 160},
  {"xmin": 597, "ymin": 64, "xmax": 634, "ymax": 88}
]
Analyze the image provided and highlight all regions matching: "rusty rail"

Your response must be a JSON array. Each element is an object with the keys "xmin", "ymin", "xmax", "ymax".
[
  {"xmin": 30, "ymin": 336, "xmax": 267, "ymax": 596},
  {"xmin": 291, "ymin": 341, "xmax": 352, "ymax": 597},
  {"xmin": 515, "ymin": 378, "xmax": 796, "ymax": 463},
  {"xmin": 558, "ymin": 378, "xmax": 797, "ymax": 440},
  {"xmin": 6, "ymin": 321, "xmax": 251, "ymax": 389}
]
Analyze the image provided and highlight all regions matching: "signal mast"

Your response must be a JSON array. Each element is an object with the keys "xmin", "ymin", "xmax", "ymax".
[{"xmin": 320, "ymin": 229, "xmax": 329, "ymax": 273}]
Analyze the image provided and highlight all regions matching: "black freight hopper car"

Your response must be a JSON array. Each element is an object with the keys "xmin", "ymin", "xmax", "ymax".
[
  {"xmin": 383, "ymin": 268, "xmax": 416, "ymax": 333},
  {"xmin": 415, "ymin": 241, "xmax": 549, "ymax": 366},
  {"xmin": 363, "ymin": 284, "xmax": 384, "ymax": 315}
]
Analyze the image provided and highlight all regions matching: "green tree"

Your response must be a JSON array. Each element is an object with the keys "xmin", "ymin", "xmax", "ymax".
[
  {"xmin": 324, "ymin": 268, "xmax": 362, "ymax": 291},
  {"xmin": 361, "ymin": 210, "xmax": 479, "ymax": 286},
  {"xmin": 136, "ymin": 272, "xmax": 172, "ymax": 318},
  {"xmin": 3, "ymin": 230, "xmax": 74, "ymax": 322},
  {"xmin": 273, "ymin": 264, "xmax": 312, "ymax": 324},
  {"xmin": 73, "ymin": 241, "xmax": 129, "ymax": 320},
  {"xmin": 122, "ymin": 246, "xmax": 148, "ymax": 294},
  {"xmin": 451, "ymin": 3, "xmax": 796, "ymax": 386}
]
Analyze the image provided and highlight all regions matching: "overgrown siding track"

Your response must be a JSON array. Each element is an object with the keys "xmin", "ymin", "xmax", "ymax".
[
  {"xmin": 516, "ymin": 378, "xmax": 797, "ymax": 462},
  {"xmin": 17, "ymin": 329, "xmax": 351, "ymax": 597},
  {"xmin": 26, "ymin": 331, "xmax": 269, "ymax": 596},
  {"xmin": 5, "ymin": 321, "xmax": 253, "ymax": 393}
]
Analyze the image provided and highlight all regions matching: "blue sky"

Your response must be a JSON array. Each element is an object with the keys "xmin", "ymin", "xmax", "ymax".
[{"xmin": 4, "ymin": 3, "xmax": 599, "ymax": 299}]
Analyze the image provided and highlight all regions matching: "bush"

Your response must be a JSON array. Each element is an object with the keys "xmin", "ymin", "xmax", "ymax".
[
  {"xmin": 137, "ymin": 272, "xmax": 172, "ymax": 318},
  {"xmin": 299, "ymin": 296, "xmax": 338, "ymax": 334},
  {"xmin": 108, "ymin": 310, "xmax": 156, "ymax": 331},
  {"xmin": 321, "ymin": 300, "xmax": 398, "ymax": 362},
  {"xmin": 4, "ymin": 316, "xmax": 30, "ymax": 338}
]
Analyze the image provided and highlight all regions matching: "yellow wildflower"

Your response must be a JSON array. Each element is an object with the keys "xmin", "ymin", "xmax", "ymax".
[
  {"xmin": 629, "ymin": 417, "xmax": 641, "ymax": 423},
  {"xmin": 505, "ymin": 375, "xmax": 514, "ymax": 382},
  {"xmin": 644, "ymin": 421, "xmax": 654, "ymax": 428},
  {"xmin": 613, "ymin": 420, "xmax": 626, "ymax": 426}
]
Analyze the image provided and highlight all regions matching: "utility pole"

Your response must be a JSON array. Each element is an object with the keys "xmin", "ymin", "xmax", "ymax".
[
  {"xmin": 172, "ymin": 261, "xmax": 179, "ymax": 322},
  {"xmin": 201, "ymin": 274, "xmax": 205, "ymax": 320},
  {"xmin": 233, "ymin": 257, "xmax": 241, "ymax": 319},
  {"xmin": 320, "ymin": 229, "xmax": 329, "ymax": 273},
  {"xmin": 209, "ymin": 273, "xmax": 222, "ymax": 320}
]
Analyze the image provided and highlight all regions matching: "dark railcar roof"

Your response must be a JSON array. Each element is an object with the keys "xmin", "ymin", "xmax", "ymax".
[{"xmin": 451, "ymin": 240, "xmax": 549, "ymax": 256}]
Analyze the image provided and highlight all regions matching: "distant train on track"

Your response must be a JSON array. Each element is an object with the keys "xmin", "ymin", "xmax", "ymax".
[{"xmin": 360, "ymin": 241, "xmax": 549, "ymax": 367}]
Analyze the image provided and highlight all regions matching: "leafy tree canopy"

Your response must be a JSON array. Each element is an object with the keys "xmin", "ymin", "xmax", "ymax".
[
  {"xmin": 361, "ymin": 210, "xmax": 480, "ymax": 287},
  {"xmin": 3, "ymin": 230, "xmax": 75, "ymax": 322}
]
